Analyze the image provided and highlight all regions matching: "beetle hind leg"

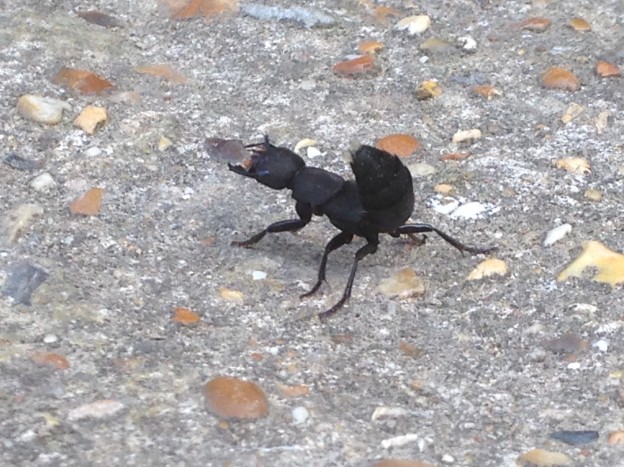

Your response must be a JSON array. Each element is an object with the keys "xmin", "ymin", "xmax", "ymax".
[{"xmin": 392, "ymin": 223, "xmax": 496, "ymax": 254}]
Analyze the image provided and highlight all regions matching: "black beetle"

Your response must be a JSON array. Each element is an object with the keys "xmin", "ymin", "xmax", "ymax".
[{"xmin": 228, "ymin": 136, "xmax": 494, "ymax": 319}]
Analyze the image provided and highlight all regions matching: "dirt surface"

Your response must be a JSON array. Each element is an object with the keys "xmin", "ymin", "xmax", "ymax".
[{"xmin": 1, "ymin": 1, "xmax": 624, "ymax": 466}]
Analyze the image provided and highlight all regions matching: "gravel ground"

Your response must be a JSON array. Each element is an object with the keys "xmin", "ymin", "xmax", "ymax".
[{"xmin": 1, "ymin": 0, "xmax": 623, "ymax": 466}]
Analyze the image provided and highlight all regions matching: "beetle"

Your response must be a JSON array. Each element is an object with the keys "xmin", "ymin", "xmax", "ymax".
[{"xmin": 228, "ymin": 136, "xmax": 495, "ymax": 319}]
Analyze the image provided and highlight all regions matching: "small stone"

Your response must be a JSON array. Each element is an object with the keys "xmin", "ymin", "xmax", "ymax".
[
  {"xmin": 592, "ymin": 339, "xmax": 608, "ymax": 352},
  {"xmin": 544, "ymin": 332, "xmax": 589, "ymax": 354},
  {"xmin": 407, "ymin": 162, "xmax": 436, "ymax": 177},
  {"xmin": 396, "ymin": 15, "xmax": 430, "ymax": 35},
  {"xmin": 542, "ymin": 67, "xmax": 580, "ymax": 91},
  {"xmin": 294, "ymin": 138, "xmax": 317, "ymax": 154},
  {"xmin": 43, "ymin": 334, "xmax": 59, "ymax": 344},
  {"xmin": 514, "ymin": 17, "xmax": 551, "ymax": 32},
  {"xmin": 457, "ymin": 35, "xmax": 477, "ymax": 51},
  {"xmin": 569, "ymin": 17, "xmax": 591, "ymax": 32},
  {"xmin": 450, "ymin": 201, "xmax": 487, "ymax": 219},
  {"xmin": 372, "ymin": 406, "xmax": 410, "ymax": 421},
  {"xmin": 358, "ymin": 41, "xmax": 384, "ymax": 55},
  {"xmin": 430, "ymin": 197, "xmax": 460, "ymax": 215},
  {"xmin": 517, "ymin": 448, "xmax": 572, "ymax": 466},
  {"xmin": 376, "ymin": 134, "xmax": 421, "ymax": 158},
  {"xmin": 434, "ymin": 184, "xmax": 453, "ymax": 195},
  {"xmin": 441, "ymin": 454, "xmax": 455, "ymax": 464},
  {"xmin": 608, "ymin": 431, "xmax": 624, "ymax": 445},
  {"xmin": 251, "ymin": 270, "xmax": 267, "ymax": 281},
  {"xmin": 467, "ymin": 258, "xmax": 509, "ymax": 280},
  {"xmin": 69, "ymin": 188, "xmax": 104, "ymax": 215},
  {"xmin": 307, "ymin": 146, "xmax": 322, "ymax": 158},
  {"xmin": 30, "ymin": 173, "xmax": 57, "ymax": 192},
  {"xmin": 472, "ymin": 85, "xmax": 502, "ymax": 99},
  {"xmin": 555, "ymin": 157, "xmax": 590, "ymax": 175},
  {"xmin": 543, "ymin": 224, "xmax": 572, "ymax": 247},
  {"xmin": 85, "ymin": 147, "xmax": 103, "ymax": 157},
  {"xmin": 31, "ymin": 352, "xmax": 70, "ymax": 370},
  {"xmin": 595, "ymin": 60, "xmax": 620, "ymax": 77},
  {"xmin": 415, "ymin": 80, "xmax": 442, "ymax": 100},
  {"xmin": 550, "ymin": 430, "xmax": 599, "ymax": 445},
  {"xmin": 3, "ymin": 153, "xmax": 41, "ymax": 171},
  {"xmin": 2, "ymin": 260, "xmax": 49, "ymax": 305},
  {"xmin": 377, "ymin": 268, "xmax": 425, "ymax": 299},
  {"xmin": 158, "ymin": 136, "xmax": 172, "ymax": 152},
  {"xmin": 73, "ymin": 106, "xmax": 107, "ymax": 134},
  {"xmin": 561, "ymin": 103, "xmax": 585, "ymax": 124},
  {"xmin": 17, "ymin": 95, "xmax": 70, "ymax": 124},
  {"xmin": 68, "ymin": 400, "xmax": 125, "ymax": 421},
  {"xmin": 291, "ymin": 406, "xmax": 309, "ymax": 424},
  {"xmin": 381, "ymin": 433, "xmax": 420, "ymax": 449},
  {"xmin": 203, "ymin": 376, "xmax": 268, "ymax": 420},
  {"xmin": 219, "ymin": 287, "xmax": 244, "ymax": 303},
  {"xmin": 557, "ymin": 241, "xmax": 624, "ymax": 286},
  {"xmin": 584, "ymin": 189, "xmax": 601, "ymax": 201},
  {"xmin": 452, "ymin": 129, "xmax": 482, "ymax": 144},
  {"xmin": 2, "ymin": 203, "xmax": 44, "ymax": 243},
  {"xmin": 276, "ymin": 384, "xmax": 310, "ymax": 398},
  {"xmin": 333, "ymin": 55, "xmax": 375, "ymax": 75},
  {"xmin": 595, "ymin": 111, "xmax": 610, "ymax": 134}
]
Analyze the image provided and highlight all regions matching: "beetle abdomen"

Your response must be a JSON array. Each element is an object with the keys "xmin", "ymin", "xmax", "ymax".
[{"xmin": 350, "ymin": 145, "xmax": 415, "ymax": 232}]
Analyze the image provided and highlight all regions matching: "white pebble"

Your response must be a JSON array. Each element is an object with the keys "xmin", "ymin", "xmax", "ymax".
[
  {"xmin": 85, "ymin": 147, "xmax": 103, "ymax": 157},
  {"xmin": 458, "ymin": 36, "xmax": 477, "ymax": 51},
  {"xmin": 442, "ymin": 454, "xmax": 456, "ymax": 464},
  {"xmin": 68, "ymin": 399, "xmax": 125, "ymax": 421},
  {"xmin": 372, "ymin": 406, "xmax": 410, "ymax": 421},
  {"xmin": 567, "ymin": 362, "xmax": 581, "ymax": 370},
  {"xmin": 381, "ymin": 433, "xmax": 420, "ymax": 449},
  {"xmin": 43, "ymin": 334, "xmax": 58, "ymax": 344},
  {"xmin": 30, "ymin": 173, "xmax": 57, "ymax": 192},
  {"xmin": 543, "ymin": 223, "xmax": 572, "ymax": 246},
  {"xmin": 396, "ymin": 15, "xmax": 431, "ymax": 35},
  {"xmin": 407, "ymin": 162, "xmax": 436, "ymax": 177},
  {"xmin": 17, "ymin": 95, "xmax": 70, "ymax": 125},
  {"xmin": 592, "ymin": 339, "xmax": 609, "ymax": 352},
  {"xmin": 430, "ymin": 197, "xmax": 460, "ymax": 215},
  {"xmin": 450, "ymin": 202, "xmax": 487, "ymax": 219},
  {"xmin": 291, "ymin": 406, "xmax": 309, "ymax": 424},
  {"xmin": 19, "ymin": 430, "xmax": 37, "ymax": 442},
  {"xmin": 306, "ymin": 147, "xmax": 322, "ymax": 158},
  {"xmin": 251, "ymin": 270, "xmax": 267, "ymax": 281},
  {"xmin": 452, "ymin": 128, "xmax": 482, "ymax": 144}
]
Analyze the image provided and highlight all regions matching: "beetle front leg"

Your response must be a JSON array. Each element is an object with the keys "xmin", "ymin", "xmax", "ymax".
[
  {"xmin": 392, "ymin": 223, "xmax": 495, "ymax": 255},
  {"xmin": 300, "ymin": 231, "xmax": 353, "ymax": 299},
  {"xmin": 232, "ymin": 202, "xmax": 312, "ymax": 247}
]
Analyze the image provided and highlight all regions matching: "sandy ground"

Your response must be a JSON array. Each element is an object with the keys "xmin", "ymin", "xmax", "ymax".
[{"xmin": 1, "ymin": 0, "xmax": 623, "ymax": 465}]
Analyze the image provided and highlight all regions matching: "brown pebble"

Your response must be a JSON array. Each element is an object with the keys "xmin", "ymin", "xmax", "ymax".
[
  {"xmin": 608, "ymin": 430, "xmax": 624, "ymax": 445},
  {"xmin": 204, "ymin": 376, "xmax": 268, "ymax": 419},
  {"xmin": 544, "ymin": 332, "xmax": 589, "ymax": 354},
  {"xmin": 69, "ymin": 188, "xmax": 104, "ymax": 216}
]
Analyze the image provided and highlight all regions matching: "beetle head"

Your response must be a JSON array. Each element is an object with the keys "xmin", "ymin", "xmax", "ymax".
[{"xmin": 228, "ymin": 135, "xmax": 305, "ymax": 190}]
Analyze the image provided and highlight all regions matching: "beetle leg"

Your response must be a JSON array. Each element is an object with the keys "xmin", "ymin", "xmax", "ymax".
[
  {"xmin": 318, "ymin": 236, "xmax": 379, "ymax": 320},
  {"xmin": 232, "ymin": 202, "xmax": 312, "ymax": 247},
  {"xmin": 392, "ymin": 223, "xmax": 496, "ymax": 255},
  {"xmin": 300, "ymin": 231, "xmax": 353, "ymax": 299}
]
